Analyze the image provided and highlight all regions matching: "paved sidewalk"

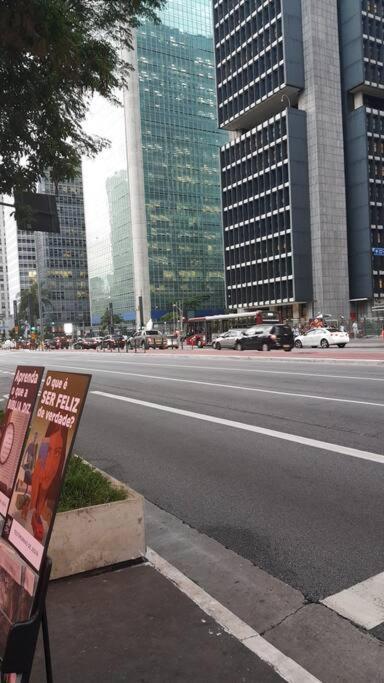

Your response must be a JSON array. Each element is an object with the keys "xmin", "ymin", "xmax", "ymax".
[{"xmin": 31, "ymin": 562, "xmax": 283, "ymax": 683}]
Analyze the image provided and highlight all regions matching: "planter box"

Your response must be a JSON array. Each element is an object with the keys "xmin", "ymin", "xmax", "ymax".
[{"xmin": 49, "ymin": 466, "xmax": 145, "ymax": 579}]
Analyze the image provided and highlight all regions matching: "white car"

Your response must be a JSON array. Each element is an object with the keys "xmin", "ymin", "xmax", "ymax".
[{"xmin": 294, "ymin": 328, "xmax": 349, "ymax": 349}]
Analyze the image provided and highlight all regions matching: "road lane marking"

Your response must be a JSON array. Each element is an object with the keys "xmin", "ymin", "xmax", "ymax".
[
  {"xmin": 58, "ymin": 359, "xmax": 384, "ymax": 383},
  {"xmin": 58, "ymin": 365, "xmax": 384, "ymax": 408},
  {"xmin": 322, "ymin": 572, "xmax": 384, "ymax": 629},
  {"xmin": 91, "ymin": 390, "xmax": 384, "ymax": 465},
  {"xmin": 147, "ymin": 548, "xmax": 319, "ymax": 683}
]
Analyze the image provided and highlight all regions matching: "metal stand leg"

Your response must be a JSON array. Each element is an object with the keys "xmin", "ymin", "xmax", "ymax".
[{"xmin": 42, "ymin": 608, "xmax": 53, "ymax": 683}]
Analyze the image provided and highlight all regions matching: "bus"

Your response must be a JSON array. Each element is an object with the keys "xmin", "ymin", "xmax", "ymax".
[{"xmin": 186, "ymin": 310, "xmax": 280, "ymax": 346}]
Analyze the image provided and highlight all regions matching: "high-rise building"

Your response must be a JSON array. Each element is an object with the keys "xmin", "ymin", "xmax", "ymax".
[
  {"xmin": 124, "ymin": 0, "xmax": 229, "ymax": 324},
  {"xmin": 85, "ymin": 1, "xmax": 228, "ymax": 327},
  {"xmin": 88, "ymin": 236, "xmax": 113, "ymax": 327},
  {"xmin": 0, "ymin": 207, "xmax": 10, "ymax": 331},
  {"xmin": 339, "ymin": 0, "xmax": 384, "ymax": 316},
  {"xmin": 213, "ymin": 0, "xmax": 384, "ymax": 320},
  {"xmin": 106, "ymin": 171, "xmax": 135, "ymax": 322},
  {"xmin": 35, "ymin": 173, "xmax": 90, "ymax": 332},
  {"xmin": 4, "ymin": 211, "xmax": 37, "ymax": 318}
]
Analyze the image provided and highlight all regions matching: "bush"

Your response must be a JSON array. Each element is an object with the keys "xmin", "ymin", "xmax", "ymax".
[{"xmin": 59, "ymin": 457, "xmax": 127, "ymax": 512}]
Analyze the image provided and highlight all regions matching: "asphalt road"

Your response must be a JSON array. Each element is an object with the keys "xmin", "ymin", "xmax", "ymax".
[{"xmin": 0, "ymin": 348, "xmax": 383, "ymax": 603}]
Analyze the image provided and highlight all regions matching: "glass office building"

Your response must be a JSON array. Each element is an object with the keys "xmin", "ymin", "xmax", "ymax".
[
  {"xmin": 106, "ymin": 171, "xmax": 135, "ymax": 322},
  {"xmin": 88, "ymin": 236, "xmax": 113, "ymax": 326},
  {"xmin": 36, "ymin": 174, "xmax": 90, "ymax": 332},
  {"xmin": 123, "ymin": 0, "xmax": 229, "ymax": 323}
]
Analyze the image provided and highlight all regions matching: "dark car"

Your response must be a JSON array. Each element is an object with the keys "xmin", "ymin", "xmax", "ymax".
[
  {"xmin": 73, "ymin": 337, "xmax": 99, "ymax": 350},
  {"xmin": 235, "ymin": 324, "xmax": 294, "ymax": 352},
  {"xmin": 100, "ymin": 334, "xmax": 126, "ymax": 350}
]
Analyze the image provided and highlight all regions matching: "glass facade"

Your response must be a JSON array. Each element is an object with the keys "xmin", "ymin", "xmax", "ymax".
[
  {"xmin": 84, "ymin": 0, "xmax": 227, "ymax": 325},
  {"xmin": 106, "ymin": 171, "xmax": 135, "ymax": 321},
  {"xmin": 88, "ymin": 236, "xmax": 113, "ymax": 326},
  {"xmin": 36, "ymin": 174, "xmax": 90, "ymax": 332},
  {"xmin": 134, "ymin": 0, "xmax": 228, "ymax": 317}
]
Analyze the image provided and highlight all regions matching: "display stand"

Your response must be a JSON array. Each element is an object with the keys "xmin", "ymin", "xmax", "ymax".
[{"xmin": 1, "ymin": 557, "xmax": 52, "ymax": 683}]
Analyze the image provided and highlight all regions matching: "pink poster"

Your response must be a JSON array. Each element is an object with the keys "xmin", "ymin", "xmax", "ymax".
[
  {"xmin": 0, "ymin": 367, "xmax": 44, "ymax": 520},
  {"xmin": 3, "ymin": 371, "xmax": 91, "ymax": 571}
]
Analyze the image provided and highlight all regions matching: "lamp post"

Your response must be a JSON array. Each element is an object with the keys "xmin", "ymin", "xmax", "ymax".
[
  {"xmin": 172, "ymin": 302, "xmax": 183, "ymax": 334},
  {"xmin": 281, "ymin": 93, "xmax": 291, "ymax": 108}
]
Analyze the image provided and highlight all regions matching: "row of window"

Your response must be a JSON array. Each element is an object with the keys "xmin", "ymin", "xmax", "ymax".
[
  {"xmin": 214, "ymin": 0, "xmax": 281, "ymax": 33},
  {"xmin": 364, "ymin": 61, "xmax": 384, "ymax": 84},
  {"xmin": 215, "ymin": 9, "xmax": 281, "ymax": 62},
  {"xmin": 223, "ymin": 186, "xmax": 290, "ymax": 227},
  {"xmin": 363, "ymin": 37, "xmax": 384, "ymax": 63},
  {"xmin": 217, "ymin": 36, "xmax": 283, "ymax": 85},
  {"xmin": 226, "ymin": 278, "xmax": 293, "ymax": 308},
  {"xmin": 222, "ymin": 114, "xmax": 287, "ymax": 163},
  {"xmin": 225, "ymin": 227, "xmax": 291, "ymax": 256},
  {"xmin": 222, "ymin": 158, "xmax": 288, "ymax": 193},
  {"xmin": 219, "ymin": 64, "xmax": 284, "ymax": 125},
  {"xmin": 364, "ymin": 0, "xmax": 384, "ymax": 16},
  {"xmin": 362, "ymin": 15, "xmax": 384, "ymax": 41},
  {"xmin": 224, "ymin": 209, "xmax": 291, "ymax": 250},
  {"xmin": 226, "ymin": 257, "xmax": 292, "ymax": 287}
]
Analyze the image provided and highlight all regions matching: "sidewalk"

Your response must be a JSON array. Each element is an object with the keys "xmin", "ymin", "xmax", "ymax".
[
  {"xmin": 348, "ymin": 337, "xmax": 384, "ymax": 348},
  {"xmin": 30, "ymin": 561, "xmax": 283, "ymax": 683}
]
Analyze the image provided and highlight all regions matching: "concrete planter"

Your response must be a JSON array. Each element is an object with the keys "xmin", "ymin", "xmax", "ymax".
[{"xmin": 49, "ymin": 464, "xmax": 145, "ymax": 579}]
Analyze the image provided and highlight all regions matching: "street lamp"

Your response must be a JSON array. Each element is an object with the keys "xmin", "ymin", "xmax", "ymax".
[
  {"xmin": 172, "ymin": 302, "xmax": 184, "ymax": 333},
  {"xmin": 281, "ymin": 93, "xmax": 291, "ymax": 108}
]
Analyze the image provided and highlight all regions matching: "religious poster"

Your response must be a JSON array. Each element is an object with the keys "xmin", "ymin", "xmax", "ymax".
[
  {"xmin": 3, "ymin": 371, "xmax": 91, "ymax": 572},
  {"xmin": 0, "ymin": 537, "xmax": 37, "ymax": 655},
  {"xmin": 0, "ymin": 367, "xmax": 44, "ymax": 521}
]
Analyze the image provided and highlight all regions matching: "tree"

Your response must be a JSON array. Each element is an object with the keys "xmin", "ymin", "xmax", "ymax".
[
  {"xmin": 100, "ymin": 307, "xmax": 123, "ymax": 332},
  {"xmin": 0, "ymin": 0, "xmax": 164, "ymax": 195},
  {"xmin": 17, "ymin": 281, "xmax": 51, "ymax": 324}
]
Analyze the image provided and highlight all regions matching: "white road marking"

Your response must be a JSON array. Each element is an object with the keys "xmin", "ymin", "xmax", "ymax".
[
  {"xmin": 46, "ymin": 364, "xmax": 384, "ymax": 408},
  {"xmin": 147, "ymin": 547, "xmax": 319, "ymax": 683},
  {"xmin": 91, "ymin": 390, "xmax": 384, "ymax": 466},
  {"xmin": 322, "ymin": 572, "xmax": 384, "ymax": 629},
  {"xmin": 1, "ymin": 356, "xmax": 382, "ymax": 383},
  {"xmin": 30, "ymin": 357, "xmax": 384, "ymax": 383}
]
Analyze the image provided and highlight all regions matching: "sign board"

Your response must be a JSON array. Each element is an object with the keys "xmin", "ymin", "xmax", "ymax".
[
  {"xmin": 0, "ymin": 538, "xmax": 37, "ymax": 655},
  {"xmin": 0, "ymin": 367, "xmax": 44, "ymax": 522},
  {"xmin": 372, "ymin": 247, "xmax": 384, "ymax": 256},
  {"xmin": 14, "ymin": 192, "xmax": 60, "ymax": 234},
  {"xmin": 3, "ymin": 371, "xmax": 91, "ymax": 571}
]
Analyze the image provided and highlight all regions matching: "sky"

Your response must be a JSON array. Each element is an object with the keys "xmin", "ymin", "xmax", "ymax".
[{"xmin": 82, "ymin": 94, "xmax": 127, "ymax": 247}]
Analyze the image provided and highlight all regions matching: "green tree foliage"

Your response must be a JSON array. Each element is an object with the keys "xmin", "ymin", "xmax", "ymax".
[
  {"xmin": 18, "ymin": 281, "xmax": 51, "ymax": 324},
  {"xmin": 0, "ymin": 0, "xmax": 164, "ymax": 195},
  {"xmin": 100, "ymin": 307, "xmax": 123, "ymax": 332}
]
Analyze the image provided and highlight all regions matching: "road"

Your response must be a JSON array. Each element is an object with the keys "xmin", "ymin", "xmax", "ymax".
[{"xmin": 0, "ymin": 346, "xmax": 384, "ymax": 674}]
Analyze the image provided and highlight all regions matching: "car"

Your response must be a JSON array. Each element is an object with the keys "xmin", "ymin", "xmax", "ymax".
[
  {"xmin": 166, "ymin": 334, "xmax": 179, "ymax": 348},
  {"xmin": 213, "ymin": 328, "xmax": 248, "ymax": 350},
  {"xmin": 294, "ymin": 327, "xmax": 349, "ymax": 349},
  {"xmin": 73, "ymin": 337, "xmax": 99, "ymax": 350},
  {"xmin": 2, "ymin": 339, "xmax": 16, "ymax": 350},
  {"xmin": 235, "ymin": 324, "xmax": 294, "ymax": 352},
  {"xmin": 100, "ymin": 334, "xmax": 126, "ymax": 350},
  {"xmin": 185, "ymin": 333, "xmax": 206, "ymax": 348},
  {"xmin": 127, "ymin": 330, "xmax": 167, "ymax": 349}
]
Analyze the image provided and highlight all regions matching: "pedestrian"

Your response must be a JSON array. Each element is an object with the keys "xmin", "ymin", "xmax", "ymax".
[{"xmin": 352, "ymin": 320, "xmax": 358, "ymax": 338}]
